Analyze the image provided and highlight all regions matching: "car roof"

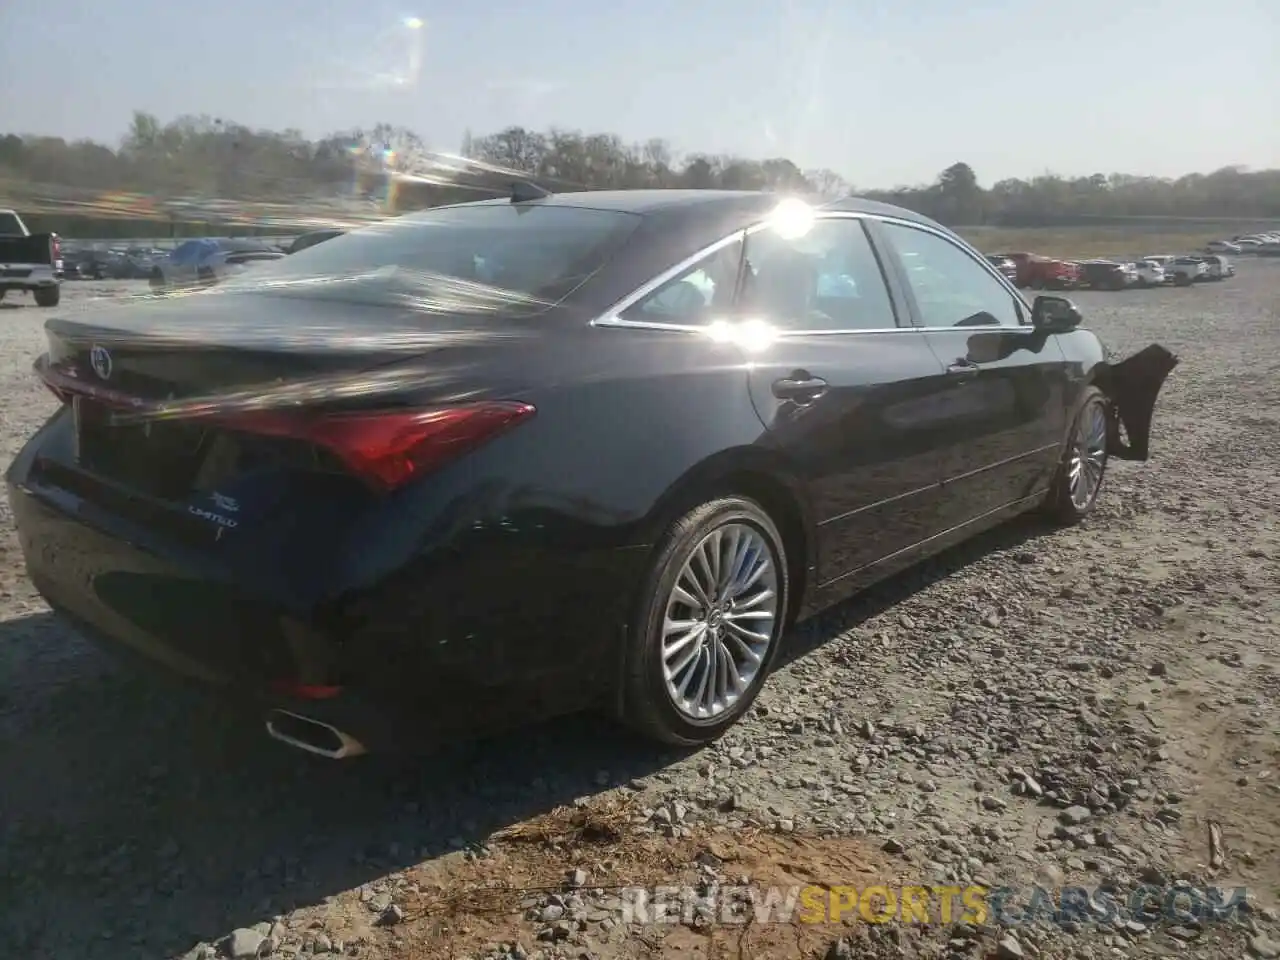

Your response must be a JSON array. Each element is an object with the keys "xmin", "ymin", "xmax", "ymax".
[{"xmin": 442, "ymin": 189, "xmax": 938, "ymax": 227}]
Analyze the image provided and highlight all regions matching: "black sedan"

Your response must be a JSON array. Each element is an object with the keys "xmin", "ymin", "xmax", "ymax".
[
  {"xmin": 6, "ymin": 190, "xmax": 1178, "ymax": 758},
  {"xmin": 1079, "ymin": 259, "xmax": 1137, "ymax": 291}
]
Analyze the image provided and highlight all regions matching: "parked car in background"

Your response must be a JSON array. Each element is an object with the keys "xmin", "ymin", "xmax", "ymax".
[
  {"xmin": 1200, "ymin": 255, "xmax": 1234, "ymax": 280},
  {"xmin": 1133, "ymin": 260, "xmax": 1166, "ymax": 287},
  {"xmin": 984, "ymin": 254, "xmax": 1018, "ymax": 284},
  {"xmin": 1205, "ymin": 240, "xmax": 1241, "ymax": 254},
  {"xmin": 1166, "ymin": 257, "xmax": 1210, "ymax": 285},
  {"xmin": 150, "ymin": 237, "xmax": 286, "ymax": 290},
  {"xmin": 0, "ymin": 208, "xmax": 61, "ymax": 306},
  {"xmin": 5, "ymin": 190, "xmax": 1179, "ymax": 755},
  {"xmin": 287, "ymin": 229, "xmax": 345, "ymax": 255},
  {"xmin": 1079, "ymin": 260, "xmax": 1137, "ymax": 291},
  {"xmin": 59, "ymin": 252, "xmax": 88, "ymax": 280},
  {"xmin": 1142, "ymin": 255, "xmax": 1181, "ymax": 279},
  {"xmin": 997, "ymin": 252, "xmax": 1081, "ymax": 290}
]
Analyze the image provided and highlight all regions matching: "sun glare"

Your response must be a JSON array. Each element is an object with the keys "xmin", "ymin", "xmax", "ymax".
[{"xmin": 767, "ymin": 198, "xmax": 816, "ymax": 240}]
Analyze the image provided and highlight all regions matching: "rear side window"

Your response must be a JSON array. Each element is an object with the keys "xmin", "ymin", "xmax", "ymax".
[
  {"xmin": 236, "ymin": 204, "xmax": 643, "ymax": 312},
  {"xmin": 738, "ymin": 217, "xmax": 897, "ymax": 331},
  {"xmin": 620, "ymin": 236, "xmax": 745, "ymax": 325},
  {"xmin": 0, "ymin": 212, "xmax": 23, "ymax": 234}
]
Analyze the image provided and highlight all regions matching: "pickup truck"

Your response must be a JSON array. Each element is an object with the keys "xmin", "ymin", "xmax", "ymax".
[{"xmin": 0, "ymin": 209, "xmax": 62, "ymax": 307}]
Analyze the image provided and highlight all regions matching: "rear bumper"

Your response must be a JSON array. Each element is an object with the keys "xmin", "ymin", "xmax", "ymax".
[
  {"xmin": 8, "ymin": 479, "xmax": 414, "ymax": 753},
  {"xmin": 0, "ymin": 265, "xmax": 58, "ymax": 293},
  {"xmin": 48, "ymin": 600, "xmax": 409, "ymax": 753},
  {"xmin": 5, "ymin": 432, "xmax": 646, "ymax": 752},
  {"xmin": 0, "ymin": 280, "xmax": 58, "ymax": 293}
]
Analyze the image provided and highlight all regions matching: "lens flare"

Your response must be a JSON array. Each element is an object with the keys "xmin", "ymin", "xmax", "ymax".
[{"xmin": 767, "ymin": 198, "xmax": 816, "ymax": 240}]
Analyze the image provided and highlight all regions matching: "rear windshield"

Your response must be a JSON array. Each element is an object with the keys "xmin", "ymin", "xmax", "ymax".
[
  {"xmin": 0, "ymin": 212, "xmax": 25, "ymax": 234},
  {"xmin": 229, "ymin": 204, "xmax": 642, "ymax": 313}
]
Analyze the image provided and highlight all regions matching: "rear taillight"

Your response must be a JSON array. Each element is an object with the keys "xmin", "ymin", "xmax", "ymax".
[
  {"xmin": 52, "ymin": 235, "xmax": 61, "ymax": 261},
  {"xmin": 213, "ymin": 401, "xmax": 535, "ymax": 492}
]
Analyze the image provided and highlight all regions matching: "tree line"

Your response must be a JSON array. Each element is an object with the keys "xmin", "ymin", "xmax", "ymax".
[{"xmin": 1, "ymin": 111, "xmax": 1278, "ymax": 231}]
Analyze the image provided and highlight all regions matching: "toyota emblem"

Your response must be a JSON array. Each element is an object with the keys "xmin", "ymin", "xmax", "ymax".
[{"xmin": 90, "ymin": 345, "xmax": 113, "ymax": 380}]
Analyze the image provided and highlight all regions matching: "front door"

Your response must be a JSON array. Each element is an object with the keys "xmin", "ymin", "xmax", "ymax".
[{"xmin": 870, "ymin": 219, "xmax": 1071, "ymax": 528}]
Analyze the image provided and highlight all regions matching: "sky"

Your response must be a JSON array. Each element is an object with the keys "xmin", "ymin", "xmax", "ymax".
[{"xmin": 1, "ymin": 0, "xmax": 1276, "ymax": 189}]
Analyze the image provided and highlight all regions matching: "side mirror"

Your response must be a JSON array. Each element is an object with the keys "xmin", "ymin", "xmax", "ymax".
[{"xmin": 1032, "ymin": 295, "xmax": 1082, "ymax": 333}]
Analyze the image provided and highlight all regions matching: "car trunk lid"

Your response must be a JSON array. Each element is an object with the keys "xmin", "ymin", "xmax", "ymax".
[{"xmin": 36, "ymin": 290, "xmax": 543, "ymax": 508}]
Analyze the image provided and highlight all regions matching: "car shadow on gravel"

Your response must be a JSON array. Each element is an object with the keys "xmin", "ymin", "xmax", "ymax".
[{"xmin": 0, "ymin": 513, "xmax": 1058, "ymax": 957}]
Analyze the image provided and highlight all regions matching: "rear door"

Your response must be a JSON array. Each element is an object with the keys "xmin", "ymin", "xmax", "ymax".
[
  {"xmin": 732, "ymin": 214, "xmax": 953, "ymax": 587},
  {"xmin": 870, "ymin": 218, "xmax": 1070, "ymax": 529}
]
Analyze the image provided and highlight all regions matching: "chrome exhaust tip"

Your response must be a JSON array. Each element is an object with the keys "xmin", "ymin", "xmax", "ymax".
[{"xmin": 265, "ymin": 708, "xmax": 367, "ymax": 760}]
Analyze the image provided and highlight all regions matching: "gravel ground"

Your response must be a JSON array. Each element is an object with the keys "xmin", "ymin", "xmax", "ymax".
[{"xmin": 0, "ymin": 271, "xmax": 1278, "ymax": 960}]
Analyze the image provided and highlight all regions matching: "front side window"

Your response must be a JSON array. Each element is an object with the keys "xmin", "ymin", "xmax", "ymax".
[
  {"xmin": 737, "ymin": 217, "xmax": 897, "ymax": 331},
  {"xmin": 879, "ymin": 222, "xmax": 1024, "ymax": 329},
  {"xmin": 620, "ymin": 235, "xmax": 744, "ymax": 325}
]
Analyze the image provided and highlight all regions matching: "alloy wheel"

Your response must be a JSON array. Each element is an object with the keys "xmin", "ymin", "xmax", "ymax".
[
  {"xmin": 1068, "ymin": 399, "xmax": 1108, "ymax": 510},
  {"xmin": 660, "ymin": 522, "xmax": 779, "ymax": 721}
]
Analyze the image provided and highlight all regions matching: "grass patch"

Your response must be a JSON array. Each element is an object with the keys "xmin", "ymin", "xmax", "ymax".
[{"xmin": 956, "ymin": 224, "xmax": 1248, "ymax": 259}]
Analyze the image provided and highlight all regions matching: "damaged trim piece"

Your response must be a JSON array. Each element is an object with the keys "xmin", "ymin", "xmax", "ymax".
[{"xmin": 1095, "ymin": 344, "xmax": 1180, "ymax": 461}]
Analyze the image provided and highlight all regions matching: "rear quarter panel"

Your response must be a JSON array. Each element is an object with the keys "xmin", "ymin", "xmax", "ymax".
[{"xmin": 329, "ymin": 324, "xmax": 788, "ymax": 717}]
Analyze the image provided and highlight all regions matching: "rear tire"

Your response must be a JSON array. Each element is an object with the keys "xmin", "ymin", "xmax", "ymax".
[
  {"xmin": 33, "ymin": 285, "xmax": 60, "ymax": 308},
  {"xmin": 149, "ymin": 268, "xmax": 166, "ymax": 291},
  {"xmin": 1043, "ymin": 387, "xmax": 1109, "ymax": 525},
  {"xmin": 620, "ymin": 496, "xmax": 789, "ymax": 747},
  {"xmin": 197, "ymin": 266, "xmax": 216, "ymax": 286}
]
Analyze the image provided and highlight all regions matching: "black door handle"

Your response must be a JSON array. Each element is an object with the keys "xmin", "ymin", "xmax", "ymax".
[
  {"xmin": 947, "ymin": 358, "xmax": 980, "ymax": 379},
  {"xmin": 772, "ymin": 373, "xmax": 829, "ymax": 403}
]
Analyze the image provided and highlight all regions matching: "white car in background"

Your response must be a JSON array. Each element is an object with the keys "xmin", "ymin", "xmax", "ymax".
[
  {"xmin": 1200, "ymin": 255, "xmax": 1234, "ymax": 280},
  {"xmin": 1166, "ymin": 257, "xmax": 1210, "ymax": 285},
  {"xmin": 1133, "ymin": 259, "xmax": 1166, "ymax": 286},
  {"xmin": 149, "ymin": 237, "xmax": 285, "ymax": 290},
  {"xmin": 1205, "ymin": 240, "xmax": 1240, "ymax": 254},
  {"xmin": 1142, "ymin": 254, "xmax": 1180, "ymax": 279}
]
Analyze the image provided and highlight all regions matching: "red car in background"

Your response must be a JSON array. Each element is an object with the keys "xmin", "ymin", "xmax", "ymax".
[
  {"xmin": 995, "ymin": 252, "xmax": 1081, "ymax": 290},
  {"xmin": 985, "ymin": 254, "xmax": 1018, "ymax": 284}
]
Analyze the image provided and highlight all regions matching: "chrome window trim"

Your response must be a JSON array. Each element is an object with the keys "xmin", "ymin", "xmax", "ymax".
[{"xmin": 590, "ymin": 209, "xmax": 1035, "ymax": 336}]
